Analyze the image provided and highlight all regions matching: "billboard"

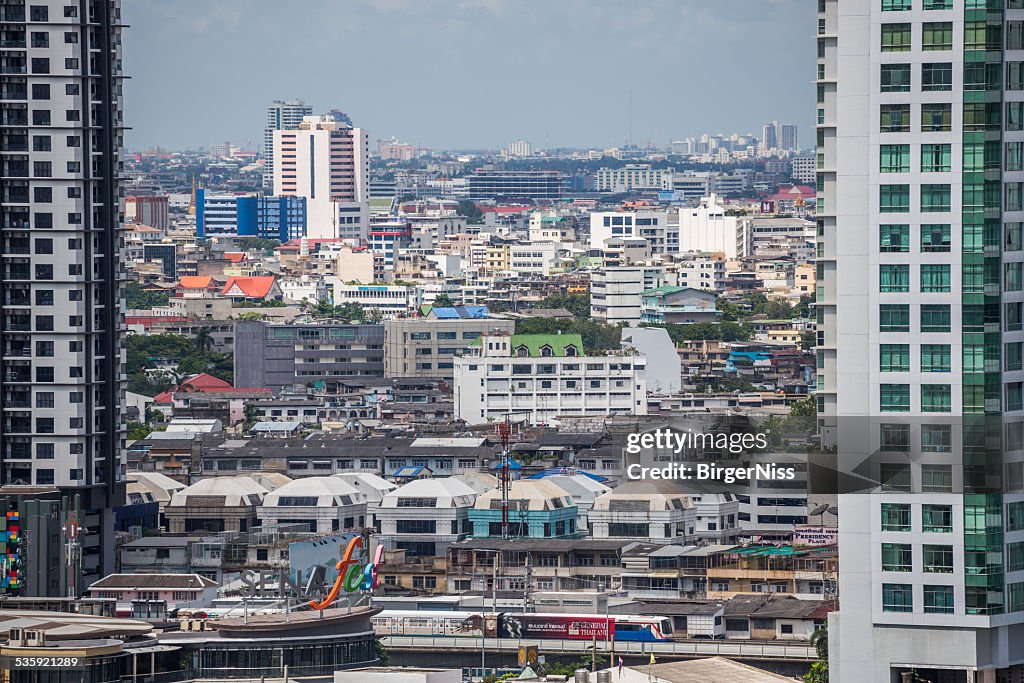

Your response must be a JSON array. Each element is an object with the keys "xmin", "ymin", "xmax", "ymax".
[
  {"xmin": 288, "ymin": 533, "xmax": 356, "ymax": 586},
  {"xmin": 793, "ymin": 525, "xmax": 838, "ymax": 546}
]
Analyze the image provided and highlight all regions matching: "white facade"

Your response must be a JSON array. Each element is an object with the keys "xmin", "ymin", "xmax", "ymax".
[
  {"xmin": 273, "ymin": 115, "xmax": 369, "ymax": 240},
  {"xmin": 589, "ymin": 481, "xmax": 696, "ymax": 544},
  {"xmin": 589, "ymin": 210, "xmax": 674, "ymax": 254},
  {"xmin": 263, "ymin": 99, "xmax": 312, "ymax": 190},
  {"xmin": 590, "ymin": 266, "xmax": 666, "ymax": 324},
  {"xmin": 257, "ymin": 476, "xmax": 368, "ymax": 535},
  {"xmin": 453, "ymin": 332, "xmax": 648, "ymax": 426},
  {"xmin": 375, "ymin": 478, "xmax": 478, "ymax": 557},
  {"xmin": 595, "ymin": 165, "xmax": 674, "ymax": 193},
  {"xmin": 790, "ymin": 155, "xmax": 816, "ymax": 184},
  {"xmin": 509, "ymin": 242, "xmax": 559, "ymax": 275},
  {"xmin": 821, "ymin": 2, "xmax": 1024, "ymax": 681},
  {"xmin": 668, "ymin": 253, "xmax": 726, "ymax": 292},
  {"xmin": 677, "ymin": 194, "xmax": 740, "ymax": 258},
  {"xmin": 331, "ymin": 283, "xmax": 419, "ymax": 317}
]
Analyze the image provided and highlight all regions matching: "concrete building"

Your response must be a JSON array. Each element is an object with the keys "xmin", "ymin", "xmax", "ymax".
[
  {"xmin": 621, "ymin": 327, "xmax": 682, "ymax": 395},
  {"xmin": 195, "ymin": 190, "xmax": 306, "ymax": 241},
  {"xmin": 639, "ymin": 286, "xmax": 719, "ymax": 325},
  {"xmin": 273, "ymin": 114, "xmax": 369, "ymax": 239},
  {"xmin": 820, "ymin": 2, "xmax": 1024, "ymax": 681},
  {"xmin": 257, "ymin": 476, "xmax": 367, "ymax": 534},
  {"xmin": 383, "ymin": 317, "xmax": 514, "ymax": 380},
  {"xmin": 466, "ymin": 170, "xmax": 564, "ymax": 201},
  {"xmin": 590, "ymin": 266, "xmax": 666, "ymax": 324},
  {"xmin": 165, "ymin": 475, "xmax": 269, "ymax": 534},
  {"xmin": 469, "ymin": 479, "xmax": 579, "ymax": 539},
  {"xmin": 375, "ymin": 478, "xmax": 478, "ymax": 557},
  {"xmin": 589, "ymin": 481, "xmax": 696, "ymax": 545},
  {"xmin": 453, "ymin": 332, "xmax": 648, "ymax": 425},
  {"xmin": 589, "ymin": 209, "xmax": 675, "ymax": 254},
  {"xmin": 677, "ymin": 194, "xmax": 740, "ymax": 258},
  {"xmin": 595, "ymin": 165, "xmax": 674, "ymax": 193},
  {"xmin": 669, "ymin": 253, "xmax": 726, "ymax": 292},
  {"xmin": 790, "ymin": 155, "xmax": 816, "ymax": 184},
  {"xmin": 233, "ymin": 321, "xmax": 385, "ymax": 394},
  {"xmin": 0, "ymin": 0, "xmax": 127, "ymax": 592},
  {"xmin": 263, "ymin": 99, "xmax": 312, "ymax": 190}
]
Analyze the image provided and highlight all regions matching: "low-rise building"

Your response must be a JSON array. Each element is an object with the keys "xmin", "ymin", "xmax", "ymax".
[
  {"xmin": 640, "ymin": 286, "xmax": 719, "ymax": 325},
  {"xmin": 257, "ymin": 476, "xmax": 368, "ymax": 534},
  {"xmin": 589, "ymin": 481, "xmax": 696, "ymax": 545},
  {"xmin": 468, "ymin": 479, "xmax": 580, "ymax": 539},
  {"xmin": 87, "ymin": 573, "xmax": 219, "ymax": 613},
  {"xmin": 165, "ymin": 476, "xmax": 269, "ymax": 534},
  {"xmin": 383, "ymin": 315, "xmax": 514, "ymax": 380},
  {"xmin": 453, "ymin": 332, "xmax": 648, "ymax": 426},
  {"xmin": 375, "ymin": 478, "xmax": 478, "ymax": 558}
]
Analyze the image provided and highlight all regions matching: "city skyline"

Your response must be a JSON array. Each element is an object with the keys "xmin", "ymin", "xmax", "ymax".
[{"xmin": 121, "ymin": 0, "xmax": 815, "ymax": 151}]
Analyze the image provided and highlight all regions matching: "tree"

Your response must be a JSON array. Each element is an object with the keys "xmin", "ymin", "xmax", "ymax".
[
  {"xmin": 432, "ymin": 293, "xmax": 456, "ymax": 308},
  {"xmin": 126, "ymin": 281, "xmax": 169, "ymax": 310},
  {"xmin": 126, "ymin": 422, "xmax": 151, "ymax": 440},
  {"xmin": 801, "ymin": 332, "xmax": 816, "ymax": 352},
  {"xmin": 456, "ymin": 200, "xmax": 483, "ymax": 223},
  {"xmin": 514, "ymin": 317, "xmax": 622, "ymax": 353},
  {"xmin": 537, "ymin": 293, "xmax": 590, "ymax": 319},
  {"xmin": 193, "ymin": 328, "xmax": 214, "ymax": 356},
  {"xmin": 803, "ymin": 661, "xmax": 828, "ymax": 683}
]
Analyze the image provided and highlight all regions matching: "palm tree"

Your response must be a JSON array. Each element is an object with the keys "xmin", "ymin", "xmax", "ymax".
[
  {"xmin": 810, "ymin": 623, "xmax": 828, "ymax": 661},
  {"xmin": 193, "ymin": 328, "xmax": 214, "ymax": 357}
]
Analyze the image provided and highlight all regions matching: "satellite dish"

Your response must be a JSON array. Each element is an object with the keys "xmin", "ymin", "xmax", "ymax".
[
  {"xmin": 809, "ymin": 504, "xmax": 829, "ymax": 516},
  {"xmin": 827, "ymin": 506, "xmax": 839, "ymax": 516}
]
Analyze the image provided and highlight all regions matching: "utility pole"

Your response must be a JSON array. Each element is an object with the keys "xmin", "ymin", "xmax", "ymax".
[
  {"xmin": 499, "ymin": 417, "xmax": 511, "ymax": 540},
  {"xmin": 523, "ymin": 552, "xmax": 533, "ymax": 614}
]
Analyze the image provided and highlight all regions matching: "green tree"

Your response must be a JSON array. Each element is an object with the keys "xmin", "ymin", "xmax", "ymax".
[
  {"xmin": 193, "ymin": 328, "xmax": 214, "ymax": 356},
  {"xmin": 126, "ymin": 281, "xmax": 169, "ymax": 309},
  {"xmin": 801, "ymin": 332, "xmax": 816, "ymax": 352},
  {"xmin": 126, "ymin": 422, "xmax": 151, "ymax": 440},
  {"xmin": 514, "ymin": 317, "xmax": 622, "ymax": 353},
  {"xmin": 432, "ymin": 293, "xmax": 456, "ymax": 308},
  {"xmin": 537, "ymin": 293, "xmax": 590, "ymax": 319},
  {"xmin": 803, "ymin": 661, "xmax": 828, "ymax": 683},
  {"xmin": 456, "ymin": 200, "xmax": 483, "ymax": 223},
  {"xmin": 235, "ymin": 312, "xmax": 268, "ymax": 321}
]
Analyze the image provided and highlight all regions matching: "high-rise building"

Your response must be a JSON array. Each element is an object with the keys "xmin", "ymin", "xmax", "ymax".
[
  {"xmin": 0, "ymin": 0, "xmax": 127, "ymax": 594},
  {"xmin": 273, "ymin": 114, "xmax": 370, "ymax": 240},
  {"xmin": 761, "ymin": 120, "xmax": 779, "ymax": 150},
  {"xmin": 820, "ymin": 2, "xmax": 1024, "ymax": 680},
  {"xmin": 263, "ymin": 99, "xmax": 313, "ymax": 190},
  {"xmin": 780, "ymin": 123, "xmax": 799, "ymax": 150}
]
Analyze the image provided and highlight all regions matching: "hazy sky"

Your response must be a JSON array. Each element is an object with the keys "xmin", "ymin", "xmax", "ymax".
[{"xmin": 122, "ymin": 0, "xmax": 814, "ymax": 152}]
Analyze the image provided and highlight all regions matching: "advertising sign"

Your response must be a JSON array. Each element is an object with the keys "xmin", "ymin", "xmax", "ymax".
[
  {"xmin": 794, "ymin": 525, "xmax": 838, "ymax": 546},
  {"xmin": 499, "ymin": 615, "xmax": 614, "ymax": 641}
]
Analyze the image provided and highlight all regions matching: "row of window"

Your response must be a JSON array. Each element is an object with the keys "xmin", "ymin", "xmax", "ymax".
[
  {"xmin": 878, "ymin": 102, "xmax": 1024, "ymax": 133},
  {"xmin": 879, "ymin": 184, "xmax": 952, "ymax": 213},
  {"xmin": 881, "ymin": 21, "xmax": 1022, "ymax": 53},
  {"xmin": 881, "ymin": 302, "xmax": 1024, "ymax": 333},
  {"xmin": 881, "ymin": 583, "xmax": 954, "ymax": 614},
  {"xmin": 880, "ymin": 343, "xmax": 953, "ymax": 372},
  {"xmin": 881, "ymin": 62, "xmax": 953, "ymax": 92},
  {"xmin": 880, "ymin": 144, "xmax": 952, "ymax": 173},
  {"xmin": 879, "ymin": 262, "xmax": 1024, "ymax": 293},
  {"xmin": 880, "ymin": 223, "xmax": 952, "ymax": 252},
  {"xmin": 880, "ymin": 0, "xmax": 1024, "ymax": 10},
  {"xmin": 881, "ymin": 542, "xmax": 954, "ymax": 573},
  {"xmin": 880, "ymin": 383, "xmax": 952, "ymax": 412}
]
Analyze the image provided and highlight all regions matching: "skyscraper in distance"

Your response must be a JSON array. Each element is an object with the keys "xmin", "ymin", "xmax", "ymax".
[
  {"xmin": 0, "ymin": 0, "xmax": 127, "ymax": 593},
  {"xmin": 820, "ymin": 0, "xmax": 1024, "ymax": 680},
  {"xmin": 263, "ymin": 99, "xmax": 312, "ymax": 190}
]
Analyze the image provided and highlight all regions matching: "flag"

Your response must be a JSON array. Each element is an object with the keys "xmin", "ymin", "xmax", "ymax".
[
  {"xmin": 618, "ymin": 656, "xmax": 624, "ymax": 673},
  {"xmin": 649, "ymin": 653, "xmax": 656, "ymax": 665}
]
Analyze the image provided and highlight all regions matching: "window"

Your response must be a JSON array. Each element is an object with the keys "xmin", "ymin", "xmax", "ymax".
[
  {"xmin": 880, "ymin": 424, "xmax": 911, "ymax": 452},
  {"xmin": 31, "ymin": 83, "xmax": 49, "ymax": 100},
  {"xmin": 880, "ymin": 264, "xmax": 910, "ymax": 292},
  {"xmin": 921, "ymin": 264, "xmax": 951, "ymax": 292},
  {"xmin": 923, "ymin": 504, "xmax": 953, "ymax": 532},
  {"xmin": 1010, "ymin": 102, "xmax": 1024, "ymax": 132},
  {"xmin": 924, "ymin": 585, "xmax": 954, "ymax": 614},
  {"xmin": 881, "ymin": 23, "xmax": 912, "ymax": 51},
  {"xmin": 921, "ymin": 184, "xmax": 951, "ymax": 212},
  {"xmin": 33, "ymin": 161, "xmax": 51, "ymax": 177},
  {"xmin": 922, "ymin": 464, "xmax": 953, "ymax": 491},
  {"xmin": 965, "ymin": 21, "xmax": 1001, "ymax": 51},
  {"xmin": 880, "ymin": 224, "xmax": 910, "ymax": 252},
  {"xmin": 34, "ymin": 187, "xmax": 52, "ymax": 203},
  {"xmin": 922, "ymin": 63, "xmax": 952, "ymax": 91},
  {"xmin": 880, "ymin": 144, "xmax": 910, "ymax": 172},
  {"xmin": 1011, "ymin": 62, "xmax": 1024, "ymax": 91},
  {"xmin": 882, "ymin": 583, "xmax": 913, "ymax": 612},
  {"xmin": 882, "ymin": 503, "xmax": 911, "ymax": 531},
  {"xmin": 922, "ymin": 103, "xmax": 952, "ymax": 132},
  {"xmin": 1008, "ymin": 223, "xmax": 1023, "ymax": 252},
  {"xmin": 881, "ymin": 344, "xmax": 911, "ymax": 372},
  {"xmin": 881, "ymin": 463, "xmax": 912, "ymax": 491},
  {"xmin": 1009, "ymin": 142, "xmax": 1024, "ymax": 173},
  {"xmin": 881, "ymin": 64, "xmax": 911, "ymax": 93},
  {"xmin": 881, "ymin": 104, "xmax": 911, "ymax": 132},
  {"xmin": 923, "ymin": 545, "xmax": 954, "ymax": 573},
  {"xmin": 921, "ymin": 224, "xmax": 951, "ymax": 252},
  {"xmin": 880, "ymin": 304, "xmax": 910, "ymax": 332},
  {"xmin": 922, "ymin": 22, "xmax": 953, "ymax": 50},
  {"xmin": 921, "ymin": 304, "xmax": 951, "ymax": 332},
  {"xmin": 30, "ymin": 58, "xmax": 49, "ymax": 74},
  {"xmin": 880, "ymin": 185, "xmax": 910, "ymax": 212},
  {"xmin": 882, "ymin": 543, "xmax": 912, "ymax": 572},
  {"xmin": 921, "ymin": 384, "xmax": 952, "ymax": 412},
  {"xmin": 1009, "ymin": 262, "xmax": 1024, "ymax": 291},
  {"xmin": 921, "ymin": 145, "xmax": 951, "ymax": 173},
  {"xmin": 882, "ymin": 0, "xmax": 912, "ymax": 8},
  {"xmin": 880, "ymin": 384, "xmax": 911, "ymax": 412},
  {"xmin": 923, "ymin": 0, "xmax": 951, "ymax": 7},
  {"xmin": 921, "ymin": 344, "xmax": 951, "ymax": 372},
  {"xmin": 32, "ymin": 135, "xmax": 50, "ymax": 152},
  {"xmin": 1011, "ymin": 183, "xmax": 1024, "ymax": 212}
]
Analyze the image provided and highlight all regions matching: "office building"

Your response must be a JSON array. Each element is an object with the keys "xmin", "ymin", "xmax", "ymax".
[
  {"xmin": 790, "ymin": 155, "xmax": 817, "ymax": 184},
  {"xmin": 503, "ymin": 139, "xmax": 532, "ymax": 158},
  {"xmin": 453, "ymin": 332, "xmax": 648, "ymax": 425},
  {"xmin": 195, "ymin": 190, "xmax": 306, "ymax": 240},
  {"xmin": 273, "ymin": 114, "xmax": 369, "ymax": 239},
  {"xmin": 820, "ymin": 2, "xmax": 1024, "ymax": 681},
  {"xmin": 123, "ymin": 195, "xmax": 169, "ymax": 230},
  {"xmin": 677, "ymin": 194, "xmax": 741, "ymax": 258},
  {"xmin": 590, "ymin": 266, "xmax": 666, "ymax": 325},
  {"xmin": 466, "ymin": 170, "xmax": 564, "ymax": 201},
  {"xmin": 594, "ymin": 164, "xmax": 674, "ymax": 193},
  {"xmin": 589, "ymin": 209, "xmax": 675, "ymax": 254},
  {"xmin": 263, "ymin": 99, "xmax": 312, "ymax": 190},
  {"xmin": 0, "ymin": 0, "xmax": 127, "ymax": 593},
  {"xmin": 233, "ymin": 321, "xmax": 385, "ymax": 394},
  {"xmin": 383, "ymin": 317, "xmax": 515, "ymax": 380}
]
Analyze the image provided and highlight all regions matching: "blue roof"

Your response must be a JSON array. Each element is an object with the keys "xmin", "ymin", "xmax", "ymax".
[
  {"xmin": 393, "ymin": 466, "xmax": 430, "ymax": 477},
  {"xmin": 528, "ymin": 467, "xmax": 611, "ymax": 483},
  {"xmin": 491, "ymin": 458, "xmax": 523, "ymax": 470},
  {"xmin": 431, "ymin": 306, "xmax": 490, "ymax": 319}
]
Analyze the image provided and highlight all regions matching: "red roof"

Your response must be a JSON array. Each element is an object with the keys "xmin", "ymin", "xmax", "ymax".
[
  {"xmin": 177, "ymin": 276, "xmax": 216, "ymax": 290},
  {"xmin": 222, "ymin": 275, "xmax": 277, "ymax": 299},
  {"xmin": 152, "ymin": 373, "xmax": 234, "ymax": 405},
  {"xmin": 276, "ymin": 238, "xmax": 347, "ymax": 252},
  {"xmin": 224, "ymin": 252, "xmax": 247, "ymax": 263},
  {"xmin": 126, "ymin": 316, "xmax": 191, "ymax": 326}
]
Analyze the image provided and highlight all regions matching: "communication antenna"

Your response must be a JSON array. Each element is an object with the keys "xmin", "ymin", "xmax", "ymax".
[{"xmin": 498, "ymin": 417, "xmax": 512, "ymax": 540}]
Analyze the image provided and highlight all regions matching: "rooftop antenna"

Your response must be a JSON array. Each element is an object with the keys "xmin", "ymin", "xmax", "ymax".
[{"xmin": 498, "ymin": 416, "xmax": 512, "ymax": 540}]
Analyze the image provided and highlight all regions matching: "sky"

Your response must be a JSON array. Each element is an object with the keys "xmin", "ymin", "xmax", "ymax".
[{"xmin": 122, "ymin": 0, "xmax": 815, "ymax": 152}]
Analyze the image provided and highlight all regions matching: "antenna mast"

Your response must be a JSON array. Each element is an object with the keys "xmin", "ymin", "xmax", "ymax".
[{"xmin": 499, "ymin": 416, "xmax": 512, "ymax": 540}]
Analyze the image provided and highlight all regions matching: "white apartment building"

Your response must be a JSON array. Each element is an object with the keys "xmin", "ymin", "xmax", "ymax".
[
  {"xmin": 263, "ymin": 99, "xmax": 312, "ymax": 190},
  {"xmin": 677, "ymin": 194, "xmax": 740, "ymax": 258},
  {"xmin": 528, "ymin": 211, "xmax": 576, "ymax": 242},
  {"xmin": 273, "ymin": 115, "xmax": 369, "ymax": 240},
  {"xmin": 375, "ymin": 478, "xmax": 478, "ymax": 557},
  {"xmin": 453, "ymin": 332, "xmax": 648, "ymax": 426},
  {"xmin": 331, "ymin": 283, "xmax": 419, "ymax": 318},
  {"xmin": 790, "ymin": 155, "xmax": 816, "ymax": 184},
  {"xmin": 509, "ymin": 242, "xmax": 559, "ymax": 276},
  {"xmin": 257, "ymin": 476, "xmax": 368, "ymax": 535},
  {"xmin": 820, "ymin": 2, "xmax": 1024, "ymax": 681},
  {"xmin": 588, "ymin": 481, "xmax": 696, "ymax": 544},
  {"xmin": 590, "ymin": 266, "xmax": 667, "ymax": 324},
  {"xmin": 669, "ymin": 253, "xmax": 726, "ymax": 293},
  {"xmin": 589, "ymin": 209, "xmax": 675, "ymax": 254},
  {"xmin": 595, "ymin": 164, "xmax": 674, "ymax": 193}
]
